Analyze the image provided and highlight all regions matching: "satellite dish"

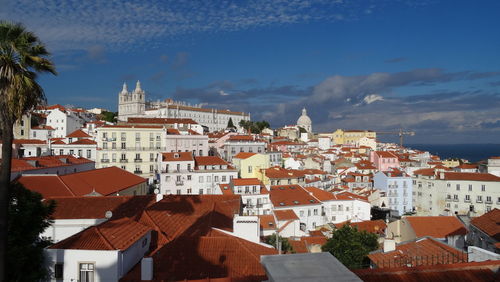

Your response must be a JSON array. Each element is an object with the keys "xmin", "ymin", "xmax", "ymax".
[
  {"xmin": 154, "ymin": 188, "xmax": 160, "ymax": 194},
  {"xmin": 105, "ymin": 211, "xmax": 113, "ymax": 219}
]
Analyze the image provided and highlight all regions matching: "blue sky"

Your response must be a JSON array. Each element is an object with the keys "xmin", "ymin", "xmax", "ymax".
[{"xmin": 3, "ymin": 0, "xmax": 500, "ymax": 143}]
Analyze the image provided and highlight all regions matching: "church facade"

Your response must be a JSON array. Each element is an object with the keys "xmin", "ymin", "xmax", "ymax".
[{"xmin": 117, "ymin": 81, "xmax": 250, "ymax": 132}]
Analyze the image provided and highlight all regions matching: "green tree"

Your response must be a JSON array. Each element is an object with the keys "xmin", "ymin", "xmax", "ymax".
[
  {"xmin": 7, "ymin": 182, "xmax": 55, "ymax": 281},
  {"xmin": 254, "ymin": 120, "xmax": 270, "ymax": 132},
  {"xmin": 321, "ymin": 224, "xmax": 378, "ymax": 269},
  {"xmin": 226, "ymin": 117, "xmax": 235, "ymax": 129},
  {"xmin": 99, "ymin": 111, "xmax": 117, "ymax": 123},
  {"xmin": 264, "ymin": 234, "xmax": 294, "ymax": 253},
  {"xmin": 0, "ymin": 21, "xmax": 56, "ymax": 279}
]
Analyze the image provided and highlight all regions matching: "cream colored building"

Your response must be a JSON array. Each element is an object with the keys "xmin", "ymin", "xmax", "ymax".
[
  {"xmin": 13, "ymin": 114, "xmax": 31, "ymax": 139},
  {"xmin": 326, "ymin": 129, "xmax": 376, "ymax": 145},
  {"xmin": 96, "ymin": 125, "xmax": 166, "ymax": 179}
]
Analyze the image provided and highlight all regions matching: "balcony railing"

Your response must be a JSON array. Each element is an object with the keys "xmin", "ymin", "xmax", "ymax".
[
  {"xmin": 485, "ymin": 200, "xmax": 492, "ymax": 204},
  {"xmin": 134, "ymin": 159, "xmax": 143, "ymax": 163},
  {"xmin": 476, "ymin": 199, "xmax": 483, "ymax": 203},
  {"xmin": 175, "ymin": 180, "xmax": 184, "ymax": 186},
  {"xmin": 464, "ymin": 199, "xmax": 471, "ymax": 203},
  {"xmin": 101, "ymin": 159, "xmax": 110, "ymax": 163},
  {"xmin": 134, "ymin": 170, "xmax": 142, "ymax": 174},
  {"xmin": 120, "ymin": 159, "xmax": 128, "ymax": 163},
  {"xmin": 453, "ymin": 198, "xmax": 459, "ymax": 202}
]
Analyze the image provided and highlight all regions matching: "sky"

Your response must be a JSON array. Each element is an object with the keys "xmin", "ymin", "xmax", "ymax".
[{"xmin": 3, "ymin": 0, "xmax": 500, "ymax": 144}]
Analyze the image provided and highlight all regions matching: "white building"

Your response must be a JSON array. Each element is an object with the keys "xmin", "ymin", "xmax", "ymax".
[
  {"xmin": 159, "ymin": 152, "xmax": 238, "ymax": 195},
  {"xmin": 487, "ymin": 157, "xmax": 500, "ymax": 177},
  {"xmin": 373, "ymin": 170, "xmax": 413, "ymax": 216},
  {"xmin": 49, "ymin": 129, "xmax": 97, "ymax": 161},
  {"xmin": 44, "ymin": 217, "xmax": 151, "ymax": 282},
  {"xmin": 413, "ymin": 169, "xmax": 500, "ymax": 216},
  {"xmin": 46, "ymin": 108, "xmax": 85, "ymax": 138},
  {"xmin": 221, "ymin": 178, "xmax": 272, "ymax": 215},
  {"xmin": 223, "ymin": 135, "xmax": 267, "ymax": 162},
  {"xmin": 118, "ymin": 81, "xmax": 146, "ymax": 122},
  {"xmin": 30, "ymin": 125, "xmax": 54, "ymax": 141},
  {"xmin": 296, "ymin": 108, "xmax": 312, "ymax": 133}
]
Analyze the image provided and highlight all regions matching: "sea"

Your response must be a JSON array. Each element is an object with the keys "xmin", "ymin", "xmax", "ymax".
[{"xmin": 406, "ymin": 144, "xmax": 500, "ymax": 163}]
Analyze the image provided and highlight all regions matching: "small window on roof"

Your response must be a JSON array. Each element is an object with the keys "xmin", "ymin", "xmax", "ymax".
[
  {"xmin": 269, "ymin": 222, "xmax": 274, "ymax": 226},
  {"xmin": 174, "ymin": 153, "xmax": 179, "ymax": 158},
  {"xmin": 293, "ymin": 200, "xmax": 299, "ymax": 204},
  {"xmin": 309, "ymin": 199, "xmax": 315, "ymax": 203},
  {"xmin": 279, "ymin": 202, "xmax": 285, "ymax": 206},
  {"xmin": 279, "ymin": 187, "xmax": 284, "ymax": 190}
]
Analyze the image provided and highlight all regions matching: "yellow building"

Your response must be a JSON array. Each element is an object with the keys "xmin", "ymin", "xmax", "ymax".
[
  {"xmin": 232, "ymin": 152, "xmax": 270, "ymax": 179},
  {"xmin": 255, "ymin": 166, "xmax": 305, "ymax": 186},
  {"xmin": 442, "ymin": 159, "xmax": 460, "ymax": 168},
  {"xmin": 328, "ymin": 129, "xmax": 376, "ymax": 145},
  {"xmin": 96, "ymin": 125, "xmax": 166, "ymax": 179}
]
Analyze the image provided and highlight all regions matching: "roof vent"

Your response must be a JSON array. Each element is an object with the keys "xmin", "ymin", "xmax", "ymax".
[
  {"xmin": 309, "ymin": 199, "xmax": 315, "ymax": 203},
  {"xmin": 174, "ymin": 153, "xmax": 179, "ymax": 158},
  {"xmin": 279, "ymin": 202, "xmax": 285, "ymax": 206},
  {"xmin": 279, "ymin": 187, "xmax": 285, "ymax": 190},
  {"xmin": 293, "ymin": 200, "xmax": 299, "ymax": 204}
]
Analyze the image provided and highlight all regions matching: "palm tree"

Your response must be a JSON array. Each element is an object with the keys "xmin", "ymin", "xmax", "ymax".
[{"xmin": 0, "ymin": 21, "xmax": 56, "ymax": 280}]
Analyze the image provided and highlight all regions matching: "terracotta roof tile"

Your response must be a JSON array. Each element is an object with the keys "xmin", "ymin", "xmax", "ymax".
[
  {"xmin": 444, "ymin": 172, "xmax": 500, "ymax": 182},
  {"xmin": 274, "ymin": 209, "xmax": 299, "ymax": 221},
  {"xmin": 470, "ymin": 208, "xmax": 500, "ymax": 241},
  {"xmin": 270, "ymin": 185, "xmax": 320, "ymax": 207},
  {"xmin": 195, "ymin": 156, "xmax": 230, "ymax": 167},
  {"xmin": 368, "ymin": 238, "xmax": 467, "ymax": 268},
  {"xmin": 69, "ymin": 138, "xmax": 96, "ymax": 145},
  {"xmin": 304, "ymin": 186, "xmax": 336, "ymax": 201},
  {"xmin": 233, "ymin": 152, "xmax": 257, "ymax": 159},
  {"xmin": 49, "ymin": 217, "xmax": 150, "ymax": 251},
  {"xmin": 127, "ymin": 117, "xmax": 198, "ymax": 124},
  {"xmin": 232, "ymin": 178, "xmax": 262, "ymax": 186},
  {"xmin": 405, "ymin": 216, "xmax": 468, "ymax": 238},
  {"xmin": 259, "ymin": 215, "xmax": 276, "ymax": 230},
  {"xmin": 66, "ymin": 129, "xmax": 91, "ymax": 138}
]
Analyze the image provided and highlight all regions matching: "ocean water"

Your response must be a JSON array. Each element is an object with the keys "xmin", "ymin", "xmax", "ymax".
[{"xmin": 406, "ymin": 144, "xmax": 500, "ymax": 163}]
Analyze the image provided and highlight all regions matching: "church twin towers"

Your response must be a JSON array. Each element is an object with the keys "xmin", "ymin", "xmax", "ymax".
[{"xmin": 118, "ymin": 81, "xmax": 146, "ymax": 122}]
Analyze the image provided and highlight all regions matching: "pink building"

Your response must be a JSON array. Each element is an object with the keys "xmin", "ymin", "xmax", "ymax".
[{"xmin": 370, "ymin": 151, "xmax": 400, "ymax": 172}]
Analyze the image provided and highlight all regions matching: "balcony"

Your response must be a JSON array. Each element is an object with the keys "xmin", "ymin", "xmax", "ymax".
[
  {"xmin": 476, "ymin": 199, "xmax": 483, "ymax": 203},
  {"xmin": 485, "ymin": 200, "xmax": 492, "ymax": 204},
  {"xmin": 446, "ymin": 197, "xmax": 452, "ymax": 202},
  {"xmin": 101, "ymin": 159, "xmax": 110, "ymax": 163},
  {"xmin": 134, "ymin": 170, "xmax": 142, "ymax": 174},
  {"xmin": 119, "ymin": 159, "xmax": 128, "ymax": 163},
  {"xmin": 121, "ymin": 137, "xmax": 126, "ymax": 141},
  {"xmin": 464, "ymin": 199, "xmax": 471, "ymax": 203},
  {"xmin": 453, "ymin": 198, "xmax": 459, "ymax": 202},
  {"xmin": 134, "ymin": 159, "xmax": 143, "ymax": 163},
  {"xmin": 175, "ymin": 180, "xmax": 184, "ymax": 186}
]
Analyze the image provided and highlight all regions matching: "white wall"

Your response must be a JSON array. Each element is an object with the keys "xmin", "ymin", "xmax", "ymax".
[{"xmin": 42, "ymin": 218, "xmax": 106, "ymax": 243}]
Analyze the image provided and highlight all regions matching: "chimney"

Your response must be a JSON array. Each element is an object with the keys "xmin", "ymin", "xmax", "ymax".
[
  {"xmin": 141, "ymin": 257, "xmax": 153, "ymax": 280},
  {"xmin": 233, "ymin": 215, "xmax": 260, "ymax": 243},
  {"xmin": 383, "ymin": 239, "xmax": 396, "ymax": 253},
  {"xmin": 439, "ymin": 172, "xmax": 445, "ymax": 180}
]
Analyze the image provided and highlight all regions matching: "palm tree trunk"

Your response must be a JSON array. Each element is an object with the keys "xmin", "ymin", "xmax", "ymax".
[{"xmin": 0, "ymin": 120, "xmax": 13, "ymax": 281}]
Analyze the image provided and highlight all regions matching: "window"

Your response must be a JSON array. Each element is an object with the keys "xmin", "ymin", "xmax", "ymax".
[
  {"xmin": 54, "ymin": 263, "xmax": 63, "ymax": 279},
  {"xmin": 69, "ymin": 149, "xmax": 74, "ymax": 155},
  {"xmin": 187, "ymin": 175, "xmax": 192, "ymax": 180},
  {"xmin": 248, "ymin": 166, "xmax": 253, "ymax": 173},
  {"xmin": 121, "ymin": 142, "xmax": 126, "ymax": 149},
  {"xmin": 150, "ymin": 165, "xmax": 154, "ymax": 172},
  {"xmin": 477, "ymin": 195, "xmax": 483, "ymax": 202},
  {"xmin": 79, "ymin": 263, "xmax": 94, "ymax": 282},
  {"xmin": 121, "ymin": 132, "xmax": 126, "ymax": 140},
  {"xmin": 308, "ymin": 210, "xmax": 311, "ymax": 216},
  {"xmin": 465, "ymin": 195, "xmax": 471, "ymax": 201},
  {"xmin": 481, "ymin": 185, "xmax": 486, "ymax": 192},
  {"xmin": 469, "ymin": 184, "xmax": 473, "ymax": 191},
  {"xmin": 453, "ymin": 194, "xmax": 458, "ymax": 200},
  {"xmin": 199, "ymin": 176, "xmax": 204, "ymax": 183},
  {"xmin": 199, "ymin": 189, "xmax": 204, "ymax": 195},
  {"xmin": 78, "ymin": 149, "xmax": 82, "ymax": 157},
  {"xmin": 176, "ymin": 164, "xmax": 180, "ymax": 171},
  {"xmin": 87, "ymin": 150, "xmax": 91, "ymax": 158},
  {"xmin": 456, "ymin": 184, "xmax": 460, "ymax": 191},
  {"xmin": 215, "ymin": 176, "xmax": 219, "ymax": 183},
  {"xmin": 103, "ymin": 142, "xmax": 108, "ymax": 149},
  {"xmin": 59, "ymin": 149, "xmax": 64, "ymax": 155},
  {"xmin": 187, "ymin": 188, "xmax": 192, "ymax": 194},
  {"xmin": 188, "ymin": 164, "xmax": 191, "ymax": 171},
  {"xmin": 176, "ymin": 189, "xmax": 181, "ymax": 195},
  {"xmin": 313, "ymin": 209, "xmax": 318, "ymax": 215},
  {"xmin": 222, "ymin": 176, "xmax": 227, "ymax": 182}
]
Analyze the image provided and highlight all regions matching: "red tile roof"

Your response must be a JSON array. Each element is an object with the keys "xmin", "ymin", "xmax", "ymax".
[
  {"xmin": 66, "ymin": 129, "xmax": 91, "ymax": 138},
  {"xmin": 304, "ymin": 186, "xmax": 336, "ymax": 201},
  {"xmin": 195, "ymin": 156, "xmax": 231, "ymax": 167},
  {"xmin": 49, "ymin": 217, "xmax": 150, "ymax": 250},
  {"xmin": 10, "ymin": 155, "xmax": 94, "ymax": 172},
  {"xmin": 232, "ymin": 178, "xmax": 262, "ymax": 186},
  {"xmin": 444, "ymin": 172, "xmax": 500, "ymax": 182},
  {"xmin": 228, "ymin": 135, "xmax": 254, "ymax": 141},
  {"xmin": 259, "ymin": 214, "xmax": 276, "ymax": 230},
  {"xmin": 12, "ymin": 139, "xmax": 46, "ymax": 144},
  {"xmin": 405, "ymin": 216, "xmax": 468, "ymax": 238},
  {"xmin": 31, "ymin": 125, "xmax": 55, "ymax": 130},
  {"xmin": 354, "ymin": 260, "xmax": 500, "ymax": 281},
  {"xmin": 264, "ymin": 167, "xmax": 304, "ymax": 179},
  {"xmin": 121, "ymin": 229, "xmax": 276, "ymax": 282},
  {"xmin": 48, "ymin": 195, "xmax": 156, "ymax": 220},
  {"xmin": 50, "ymin": 139, "xmax": 66, "ymax": 145},
  {"xmin": 270, "ymin": 185, "xmax": 320, "ymax": 207},
  {"xmin": 375, "ymin": 151, "xmax": 398, "ymax": 158},
  {"xmin": 127, "ymin": 117, "xmax": 199, "ymax": 124},
  {"xmin": 470, "ymin": 208, "xmax": 500, "ymax": 241},
  {"xmin": 162, "ymin": 152, "xmax": 194, "ymax": 162},
  {"xmin": 233, "ymin": 152, "xmax": 257, "ymax": 159},
  {"xmin": 368, "ymin": 238, "xmax": 467, "ymax": 268},
  {"xmin": 274, "ymin": 209, "xmax": 299, "ymax": 221},
  {"xmin": 17, "ymin": 167, "xmax": 146, "ymax": 198}
]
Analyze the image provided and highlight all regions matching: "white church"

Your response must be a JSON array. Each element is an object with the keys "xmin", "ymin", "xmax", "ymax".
[{"xmin": 118, "ymin": 81, "xmax": 251, "ymax": 132}]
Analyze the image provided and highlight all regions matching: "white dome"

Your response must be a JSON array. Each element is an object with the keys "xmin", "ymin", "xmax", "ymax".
[{"xmin": 297, "ymin": 108, "xmax": 312, "ymax": 126}]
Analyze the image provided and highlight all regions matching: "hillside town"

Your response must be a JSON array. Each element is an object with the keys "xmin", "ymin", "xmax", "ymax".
[{"xmin": 4, "ymin": 82, "xmax": 500, "ymax": 281}]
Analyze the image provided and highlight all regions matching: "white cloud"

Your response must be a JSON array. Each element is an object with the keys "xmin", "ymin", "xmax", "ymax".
[
  {"xmin": 1, "ymin": 0, "xmax": 381, "ymax": 52},
  {"xmin": 219, "ymin": 90, "xmax": 229, "ymax": 96}
]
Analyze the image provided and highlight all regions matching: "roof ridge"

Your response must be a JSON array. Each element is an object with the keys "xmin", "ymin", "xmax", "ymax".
[
  {"xmin": 278, "ymin": 220, "xmax": 293, "ymax": 233},
  {"xmin": 94, "ymin": 224, "xmax": 116, "ymax": 250},
  {"xmin": 56, "ymin": 175, "xmax": 76, "ymax": 196}
]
